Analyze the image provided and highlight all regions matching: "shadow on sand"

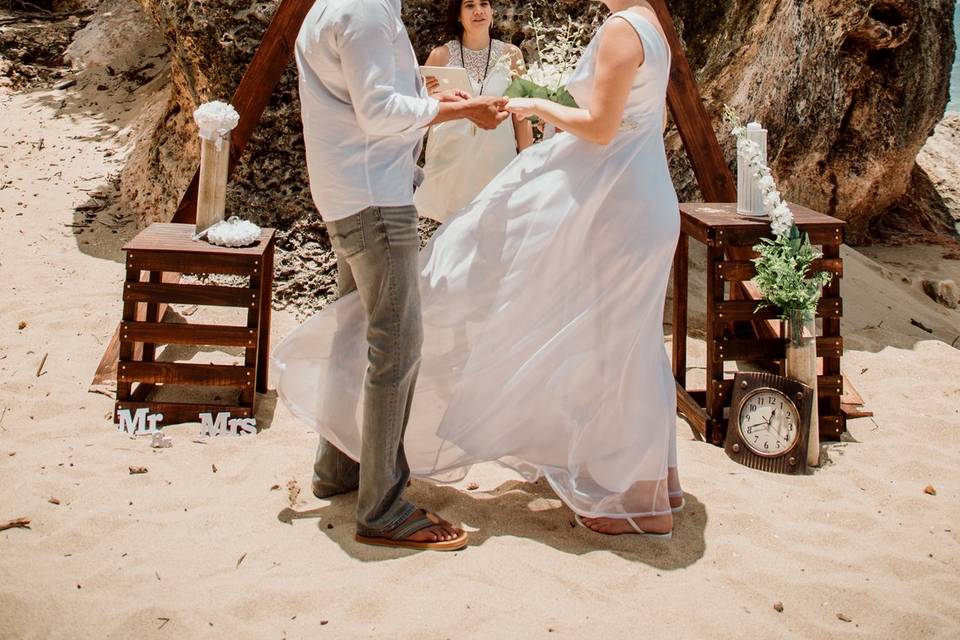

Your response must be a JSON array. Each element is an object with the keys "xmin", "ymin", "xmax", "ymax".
[{"xmin": 277, "ymin": 478, "xmax": 706, "ymax": 571}]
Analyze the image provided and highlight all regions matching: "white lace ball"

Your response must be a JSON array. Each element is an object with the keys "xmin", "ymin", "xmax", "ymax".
[{"xmin": 206, "ymin": 216, "xmax": 261, "ymax": 248}]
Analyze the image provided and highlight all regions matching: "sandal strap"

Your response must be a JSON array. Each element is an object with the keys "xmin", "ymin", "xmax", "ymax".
[
  {"xmin": 626, "ymin": 518, "xmax": 646, "ymax": 535},
  {"xmin": 388, "ymin": 512, "xmax": 437, "ymax": 541}
]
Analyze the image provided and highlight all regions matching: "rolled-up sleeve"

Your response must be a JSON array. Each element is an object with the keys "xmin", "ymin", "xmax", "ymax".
[{"xmin": 336, "ymin": 1, "xmax": 439, "ymax": 136}]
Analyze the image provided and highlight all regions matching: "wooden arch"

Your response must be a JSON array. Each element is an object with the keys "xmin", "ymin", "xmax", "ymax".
[{"xmin": 91, "ymin": 0, "xmax": 741, "ymax": 407}]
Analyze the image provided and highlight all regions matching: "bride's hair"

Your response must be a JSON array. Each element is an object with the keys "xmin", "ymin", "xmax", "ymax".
[{"xmin": 444, "ymin": 0, "xmax": 500, "ymax": 42}]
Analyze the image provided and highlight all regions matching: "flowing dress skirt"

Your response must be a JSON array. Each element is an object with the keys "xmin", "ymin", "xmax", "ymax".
[{"xmin": 274, "ymin": 122, "xmax": 681, "ymax": 518}]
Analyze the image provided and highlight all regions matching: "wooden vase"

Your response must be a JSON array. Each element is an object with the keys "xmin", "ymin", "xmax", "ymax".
[
  {"xmin": 785, "ymin": 309, "xmax": 820, "ymax": 467},
  {"xmin": 195, "ymin": 135, "xmax": 231, "ymax": 237}
]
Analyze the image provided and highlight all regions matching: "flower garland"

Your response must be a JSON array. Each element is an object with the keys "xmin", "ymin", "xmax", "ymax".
[{"xmin": 723, "ymin": 106, "xmax": 794, "ymax": 236}]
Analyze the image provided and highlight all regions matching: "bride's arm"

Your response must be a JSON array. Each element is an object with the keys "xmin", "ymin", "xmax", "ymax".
[
  {"xmin": 507, "ymin": 18, "xmax": 644, "ymax": 146},
  {"xmin": 507, "ymin": 46, "xmax": 535, "ymax": 151}
]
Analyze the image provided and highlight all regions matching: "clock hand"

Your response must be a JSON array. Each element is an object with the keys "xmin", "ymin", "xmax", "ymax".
[
  {"xmin": 768, "ymin": 409, "xmax": 787, "ymax": 438},
  {"xmin": 745, "ymin": 420, "xmax": 770, "ymax": 434}
]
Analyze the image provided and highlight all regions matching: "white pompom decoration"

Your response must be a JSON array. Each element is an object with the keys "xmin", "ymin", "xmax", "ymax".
[
  {"xmin": 206, "ymin": 216, "xmax": 261, "ymax": 248},
  {"xmin": 194, "ymin": 101, "xmax": 240, "ymax": 151}
]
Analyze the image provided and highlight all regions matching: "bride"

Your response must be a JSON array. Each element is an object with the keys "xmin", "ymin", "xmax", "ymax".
[{"xmin": 274, "ymin": 0, "xmax": 684, "ymax": 538}]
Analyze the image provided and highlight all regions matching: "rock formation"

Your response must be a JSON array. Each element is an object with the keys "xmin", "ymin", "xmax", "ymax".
[
  {"xmin": 120, "ymin": 0, "xmax": 956, "ymax": 308},
  {"xmin": 673, "ymin": 0, "xmax": 957, "ymax": 243}
]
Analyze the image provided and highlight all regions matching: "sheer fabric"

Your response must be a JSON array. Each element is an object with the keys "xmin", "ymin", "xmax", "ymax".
[{"xmin": 274, "ymin": 11, "xmax": 681, "ymax": 518}]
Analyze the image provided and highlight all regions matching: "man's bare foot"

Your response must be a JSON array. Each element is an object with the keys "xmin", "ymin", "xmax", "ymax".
[
  {"xmin": 669, "ymin": 494, "xmax": 684, "ymax": 511},
  {"xmin": 395, "ymin": 509, "xmax": 462, "ymax": 543},
  {"xmin": 579, "ymin": 512, "xmax": 672, "ymax": 536}
]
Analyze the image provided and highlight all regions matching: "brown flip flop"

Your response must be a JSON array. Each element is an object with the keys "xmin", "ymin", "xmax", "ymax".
[{"xmin": 355, "ymin": 510, "xmax": 469, "ymax": 551}]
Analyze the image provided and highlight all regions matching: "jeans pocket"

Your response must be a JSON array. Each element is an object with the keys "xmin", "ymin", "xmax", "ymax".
[
  {"xmin": 377, "ymin": 205, "xmax": 420, "ymax": 249},
  {"xmin": 327, "ymin": 211, "xmax": 367, "ymax": 258}
]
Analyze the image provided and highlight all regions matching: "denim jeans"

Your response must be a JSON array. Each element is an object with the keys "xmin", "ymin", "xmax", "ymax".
[{"xmin": 313, "ymin": 205, "xmax": 423, "ymax": 536}]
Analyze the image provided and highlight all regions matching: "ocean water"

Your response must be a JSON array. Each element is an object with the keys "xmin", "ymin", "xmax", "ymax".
[{"xmin": 951, "ymin": 3, "xmax": 960, "ymax": 112}]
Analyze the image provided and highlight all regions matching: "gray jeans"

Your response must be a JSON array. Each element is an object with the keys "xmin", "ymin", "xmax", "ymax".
[{"xmin": 313, "ymin": 205, "xmax": 423, "ymax": 536}]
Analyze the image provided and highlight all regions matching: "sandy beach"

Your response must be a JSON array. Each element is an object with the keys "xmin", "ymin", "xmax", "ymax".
[{"xmin": 2, "ymin": 10, "xmax": 960, "ymax": 640}]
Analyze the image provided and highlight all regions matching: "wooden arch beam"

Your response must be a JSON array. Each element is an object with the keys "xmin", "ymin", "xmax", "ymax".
[{"xmin": 93, "ymin": 0, "xmax": 741, "ymax": 391}]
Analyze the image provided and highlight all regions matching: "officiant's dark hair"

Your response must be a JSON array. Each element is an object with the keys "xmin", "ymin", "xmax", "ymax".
[{"xmin": 445, "ymin": 0, "xmax": 500, "ymax": 41}]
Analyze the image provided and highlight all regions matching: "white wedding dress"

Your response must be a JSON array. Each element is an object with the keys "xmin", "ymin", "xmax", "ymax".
[
  {"xmin": 414, "ymin": 39, "xmax": 518, "ymax": 223},
  {"xmin": 274, "ymin": 10, "xmax": 682, "ymax": 518}
]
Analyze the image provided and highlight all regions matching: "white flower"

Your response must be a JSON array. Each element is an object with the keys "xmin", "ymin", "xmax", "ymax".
[
  {"xmin": 526, "ymin": 62, "xmax": 568, "ymax": 89},
  {"xmin": 757, "ymin": 174, "xmax": 776, "ymax": 192},
  {"xmin": 194, "ymin": 100, "xmax": 240, "ymax": 151},
  {"xmin": 773, "ymin": 201, "xmax": 793, "ymax": 222},
  {"xmin": 770, "ymin": 216, "xmax": 792, "ymax": 236},
  {"xmin": 516, "ymin": 15, "xmax": 587, "ymax": 92}
]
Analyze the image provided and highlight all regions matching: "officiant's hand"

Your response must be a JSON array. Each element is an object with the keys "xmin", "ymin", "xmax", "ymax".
[
  {"xmin": 436, "ymin": 88, "xmax": 470, "ymax": 103},
  {"xmin": 465, "ymin": 96, "xmax": 510, "ymax": 130},
  {"xmin": 424, "ymin": 75, "xmax": 441, "ymax": 94}
]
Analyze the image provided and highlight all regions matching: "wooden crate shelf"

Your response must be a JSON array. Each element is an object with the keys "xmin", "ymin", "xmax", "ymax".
[
  {"xmin": 114, "ymin": 223, "xmax": 275, "ymax": 427},
  {"xmin": 672, "ymin": 202, "xmax": 847, "ymax": 446}
]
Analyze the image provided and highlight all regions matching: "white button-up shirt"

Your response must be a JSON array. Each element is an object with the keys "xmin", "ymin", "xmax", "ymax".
[{"xmin": 296, "ymin": 0, "xmax": 440, "ymax": 221}]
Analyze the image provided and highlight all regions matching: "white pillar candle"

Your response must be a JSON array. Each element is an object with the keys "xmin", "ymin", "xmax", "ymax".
[
  {"xmin": 737, "ymin": 122, "xmax": 768, "ymax": 217},
  {"xmin": 193, "ymin": 101, "xmax": 240, "ymax": 238}
]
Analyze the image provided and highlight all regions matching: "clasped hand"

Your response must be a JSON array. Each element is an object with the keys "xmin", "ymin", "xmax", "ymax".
[{"xmin": 432, "ymin": 87, "xmax": 510, "ymax": 130}]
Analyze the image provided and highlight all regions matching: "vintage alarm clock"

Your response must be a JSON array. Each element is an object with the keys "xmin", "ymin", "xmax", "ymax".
[{"xmin": 724, "ymin": 371, "xmax": 815, "ymax": 475}]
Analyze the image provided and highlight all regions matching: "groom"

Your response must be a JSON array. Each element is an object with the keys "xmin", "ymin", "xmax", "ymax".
[{"xmin": 296, "ymin": 0, "xmax": 508, "ymax": 550}]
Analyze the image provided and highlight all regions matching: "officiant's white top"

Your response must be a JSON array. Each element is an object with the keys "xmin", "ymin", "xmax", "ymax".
[
  {"xmin": 415, "ymin": 39, "xmax": 517, "ymax": 222},
  {"xmin": 296, "ymin": 0, "xmax": 439, "ymax": 221}
]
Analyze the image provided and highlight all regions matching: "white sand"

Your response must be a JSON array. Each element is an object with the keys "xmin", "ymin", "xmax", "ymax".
[{"xmin": 2, "ymin": 41, "xmax": 960, "ymax": 640}]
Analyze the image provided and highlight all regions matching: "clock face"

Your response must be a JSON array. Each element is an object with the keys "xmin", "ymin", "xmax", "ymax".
[{"xmin": 736, "ymin": 388, "xmax": 801, "ymax": 457}]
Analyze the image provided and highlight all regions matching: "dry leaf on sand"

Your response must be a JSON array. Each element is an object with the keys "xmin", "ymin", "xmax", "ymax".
[
  {"xmin": 0, "ymin": 517, "xmax": 31, "ymax": 531},
  {"xmin": 287, "ymin": 480, "xmax": 301, "ymax": 506}
]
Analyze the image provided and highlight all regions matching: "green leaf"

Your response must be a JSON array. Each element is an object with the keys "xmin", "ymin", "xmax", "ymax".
[
  {"xmin": 551, "ymin": 87, "xmax": 579, "ymax": 108},
  {"xmin": 503, "ymin": 77, "xmax": 538, "ymax": 99},
  {"xmin": 504, "ymin": 78, "xmax": 578, "ymax": 107}
]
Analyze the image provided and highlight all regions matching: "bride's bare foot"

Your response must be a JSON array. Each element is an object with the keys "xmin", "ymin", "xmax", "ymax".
[
  {"xmin": 669, "ymin": 494, "xmax": 684, "ymax": 511},
  {"xmin": 579, "ymin": 512, "xmax": 673, "ymax": 536}
]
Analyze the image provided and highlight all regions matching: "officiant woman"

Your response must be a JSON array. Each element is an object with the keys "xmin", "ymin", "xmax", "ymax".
[{"xmin": 416, "ymin": 0, "xmax": 534, "ymax": 222}]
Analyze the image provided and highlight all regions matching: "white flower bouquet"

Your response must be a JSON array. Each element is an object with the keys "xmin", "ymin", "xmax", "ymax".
[{"xmin": 503, "ymin": 17, "xmax": 587, "ymax": 113}]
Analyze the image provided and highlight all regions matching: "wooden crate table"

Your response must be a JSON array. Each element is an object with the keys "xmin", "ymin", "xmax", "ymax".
[
  {"xmin": 672, "ymin": 202, "xmax": 845, "ymax": 446},
  {"xmin": 114, "ymin": 223, "xmax": 275, "ymax": 426}
]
